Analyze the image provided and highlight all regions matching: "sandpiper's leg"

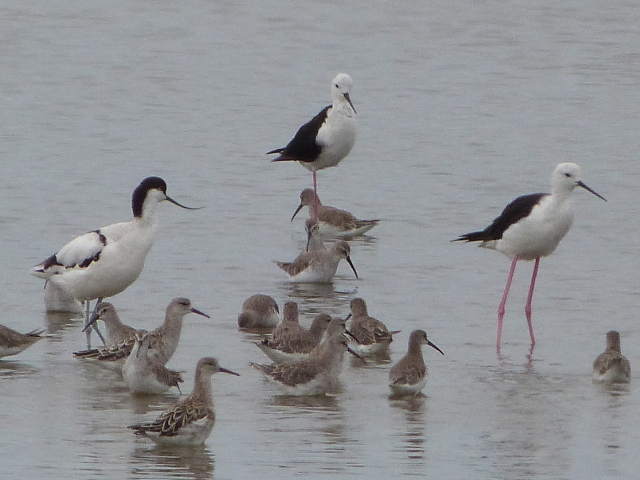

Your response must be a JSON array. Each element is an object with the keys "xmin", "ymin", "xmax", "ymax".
[
  {"xmin": 524, "ymin": 258, "xmax": 540, "ymax": 347},
  {"xmin": 497, "ymin": 256, "xmax": 518, "ymax": 351}
]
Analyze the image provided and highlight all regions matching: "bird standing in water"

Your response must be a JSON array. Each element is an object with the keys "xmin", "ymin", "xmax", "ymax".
[
  {"xmin": 32, "ymin": 177, "xmax": 200, "ymax": 348},
  {"xmin": 453, "ymin": 163, "xmax": 606, "ymax": 351},
  {"xmin": 269, "ymin": 73, "xmax": 357, "ymax": 220}
]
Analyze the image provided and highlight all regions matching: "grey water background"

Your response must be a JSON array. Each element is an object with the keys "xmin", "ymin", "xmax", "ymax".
[{"xmin": 1, "ymin": 0, "xmax": 640, "ymax": 478}]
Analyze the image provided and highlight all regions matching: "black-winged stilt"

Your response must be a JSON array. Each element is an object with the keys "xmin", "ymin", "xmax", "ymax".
[
  {"xmin": 453, "ymin": 162, "xmax": 606, "ymax": 352},
  {"xmin": 269, "ymin": 73, "xmax": 357, "ymax": 219}
]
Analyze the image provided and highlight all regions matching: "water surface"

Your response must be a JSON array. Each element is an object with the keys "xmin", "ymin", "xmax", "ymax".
[{"xmin": 1, "ymin": 0, "xmax": 640, "ymax": 478}]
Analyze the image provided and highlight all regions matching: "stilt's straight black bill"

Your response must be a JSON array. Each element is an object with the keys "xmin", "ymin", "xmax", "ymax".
[
  {"xmin": 577, "ymin": 181, "xmax": 606, "ymax": 201},
  {"xmin": 344, "ymin": 93, "xmax": 357, "ymax": 114}
]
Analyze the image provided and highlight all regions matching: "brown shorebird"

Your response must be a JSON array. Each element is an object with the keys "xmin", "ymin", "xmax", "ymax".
[
  {"xmin": 129, "ymin": 357, "xmax": 239, "ymax": 445},
  {"xmin": 389, "ymin": 330, "xmax": 444, "ymax": 396},
  {"xmin": 122, "ymin": 330, "xmax": 184, "ymax": 395},
  {"xmin": 0, "ymin": 324, "xmax": 44, "ymax": 359},
  {"xmin": 251, "ymin": 330, "xmax": 360, "ymax": 396},
  {"xmin": 277, "ymin": 219, "xmax": 358, "ymax": 283},
  {"xmin": 270, "ymin": 302, "xmax": 305, "ymax": 345},
  {"xmin": 82, "ymin": 302, "xmax": 137, "ymax": 346},
  {"xmin": 291, "ymin": 188, "xmax": 379, "ymax": 238},
  {"xmin": 256, "ymin": 313, "xmax": 332, "ymax": 364},
  {"xmin": 347, "ymin": 297, "xmax": 399, "ymax": 355},
  {"xmin": 593, "ymin": 330, "xmax": 631, "ymax": 383},
  {"xmin": 73, "ymin": 297, "xmax": 209, "ymax": 364},
  {"xmin": 237, "ymin": 294, "xmax": 280, "ymax": 329}
]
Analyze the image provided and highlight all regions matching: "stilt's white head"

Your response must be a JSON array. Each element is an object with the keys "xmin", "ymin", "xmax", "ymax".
[
  {"xmin": 552, "ymin": 163, "xmax": 606, "ymax": 201},
  {"xmin": 331, "ymin": 73, "xmax": 356, "ymax": 114}
]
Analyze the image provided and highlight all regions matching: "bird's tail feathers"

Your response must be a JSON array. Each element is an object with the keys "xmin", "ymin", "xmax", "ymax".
[{"xmin": 451, "ymin": 230, "xmax": 488, "ymax": 243}]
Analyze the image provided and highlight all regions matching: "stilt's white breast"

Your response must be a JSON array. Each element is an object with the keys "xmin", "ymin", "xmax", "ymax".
[{"xmin": 497, "ymin": 197, "xmax": 575, "ymax": 260}]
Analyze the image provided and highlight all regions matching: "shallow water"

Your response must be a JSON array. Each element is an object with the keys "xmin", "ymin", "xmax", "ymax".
[{"xmin": 1, "ymin": 0, "xmax": 640, "ymax": 478}]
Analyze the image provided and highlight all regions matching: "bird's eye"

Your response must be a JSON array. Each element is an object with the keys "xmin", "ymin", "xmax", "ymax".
[
  {"xmin": 564, "ymin": 173, "xmax": 571, "ymax": 178},
  {"xmin": 335, "ymin": 84, "xmax": 339, "ymax": 88}
]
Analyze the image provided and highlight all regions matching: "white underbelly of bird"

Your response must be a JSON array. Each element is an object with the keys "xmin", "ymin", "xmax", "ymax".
[
  {"xmin": 494, "ymin": 206, "xmax": 574, "ymax": 260},
  {"xmin": 307, "ymin": 118, "xmax": 356, "ymax": 171},
  {"xmin": 389, "ymin": 377, "xmax": 427, "ymax": 396},
  {"xmin": 48, "ymin": 230, "xmax": 154, "ymax": 301},
  {"xmin": 290, "ymin": 258, "xmax": 341, "ymax": 283}
]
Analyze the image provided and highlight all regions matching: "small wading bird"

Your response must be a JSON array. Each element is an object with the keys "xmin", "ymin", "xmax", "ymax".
[
  {"xmin": 453, "ymin": 163, "xmax": 606, "ymax": 352},
  {"xmin": 269, "ymin": 74, "xmax": 357, "ymax": 219},
  {"xmin": 593, "ymin": 330, "xmax": 631, "ymax": 384},
  {"xmin": 237, "ymin": 294, "xmax": 280, "ymax": 329},
  {"xmin": 32, "ymin": 177, "xmax": 200, "ymax": 348},
  {"xmin": 44, "ymin": 282, "xmax": 83, "ymax": 314},
  {"xmin": 256, "ymin": 312, "xmax": 332, "ymax": 364},
  {"xmin": 389, "ymin": 330, "xmax": 444, "ymax": 396},
  {"xmin": 291, "ymin": 188, "xmax": 379, "ymax": 238},
  {"xmin": 128, "ymin": 357, "xmax": 239, "ymax": 445},
  {"xmin": 82, "ymin": 302, "xmax": 137, "ymax": 347},
  {"xmin": 277, "ymin": 219, "xmax": 358, "ymax": 283},
  {"xmin": 346, "ymin": 297, "xmax": 400, "ymax": 356},
  {"xmin": 122, "ymin": 330, "xmax": 184, "ymax": 395},
  {"xmin": 251, "ymin": 331, "xmax": 362, "ymax": 396},
  {"xmin": 0, "ymin": 324, "xmax": 44, "ymax": 359},
  {"xmin": 74, "ymin": 297, "xmax": 209, "ymax": 365}
]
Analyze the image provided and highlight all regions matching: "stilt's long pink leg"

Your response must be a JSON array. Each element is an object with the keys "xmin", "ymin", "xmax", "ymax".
[
  {"xmin": 524, "ymin": 257, "xmax": 540, "ymax": 347},
  {"xmin": 312, "ymin": 171, "xmax": 319, "ymax": 221},
  {"xmin": 497, "ymin": 256, "xmax": 518, "ymax": 351}
]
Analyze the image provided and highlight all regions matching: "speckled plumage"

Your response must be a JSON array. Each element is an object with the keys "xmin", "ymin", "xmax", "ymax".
[
  {"xmin": 129, "ymin": 357, "xmax": 239, "ymax": 445},
  {"xmin": 257, "ymin": 313, "xmax": 332, "ymax": 364},
  {"xmin": 251, "ymin": 332, "xmax": 352, "ymax": 396},
  {"xmin": 347, "ymin": 298, "xmax": 399, "ymax": 355},
  {"xmin": 74, "ymin": 297, "xmax": 209, "ymax": 364}
]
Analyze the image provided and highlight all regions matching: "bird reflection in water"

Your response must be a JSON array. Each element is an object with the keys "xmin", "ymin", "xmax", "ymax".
[
  {"xmin": 130, "ymin": 443, "xmax": 214, "ymax": 480},
  {"xmin": 390, "ymin": 395, "xmax": 427, "ymax": 466}
]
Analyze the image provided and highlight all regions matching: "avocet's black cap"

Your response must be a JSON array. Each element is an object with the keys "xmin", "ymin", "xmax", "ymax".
[{"xmin": 132, "ymin": 177, "xmax": 200, "ymax": 217}]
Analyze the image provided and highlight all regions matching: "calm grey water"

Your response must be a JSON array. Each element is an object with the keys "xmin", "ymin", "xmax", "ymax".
[{"xmin": 1, "ymin": 0, "xmax": 640, "ymax": 478}]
